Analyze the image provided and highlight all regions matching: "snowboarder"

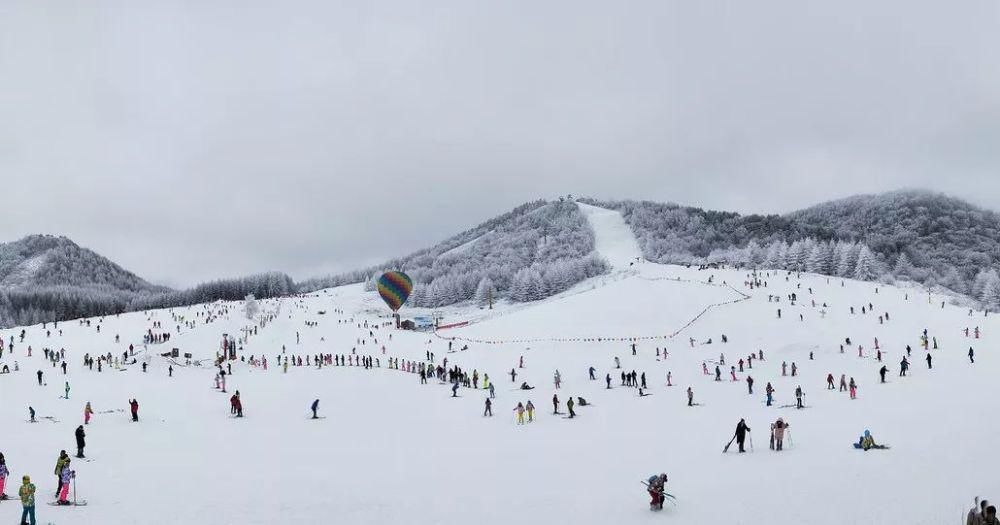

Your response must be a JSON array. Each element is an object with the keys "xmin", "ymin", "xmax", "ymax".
[
  {"xmin": 856, "ymin": 429, "xmax": 888, "ymax": 450},
  {"xmin": 74, "ymin": 426, "xmax": 86, "ymax": 458},
  {"xmin": 19, "ymin": 475, "xmax": 35, "ymax": 525},
  {"xmin": 311, "ymin": 399, "xmax": 319, "ymax": 419}
]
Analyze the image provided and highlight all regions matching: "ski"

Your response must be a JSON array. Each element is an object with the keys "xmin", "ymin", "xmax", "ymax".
[{"xmin": 47, "ymin": 501, "xmax": 88, "ymax": 506}]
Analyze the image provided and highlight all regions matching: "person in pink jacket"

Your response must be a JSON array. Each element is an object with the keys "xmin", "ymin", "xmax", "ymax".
[{"xmin": 84, "ymin": 402, "xmax": 93, "ymax": 425}]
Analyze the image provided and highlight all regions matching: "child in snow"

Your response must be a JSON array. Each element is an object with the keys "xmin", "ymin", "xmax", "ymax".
[
  {"xmin": 0, "ymin": 453, "xmax": 8, "ymax": 499},
  {"xmin": 57, "ymin": 460, "xmax": 74, "ymax": 505},
  {"xmin": 646, "ymin": 473, "xmax": 668, "ymax": 511}
]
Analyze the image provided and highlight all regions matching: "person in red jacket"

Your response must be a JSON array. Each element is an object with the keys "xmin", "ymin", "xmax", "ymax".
[{"xmin": 129, "ymin": 399, "xmax": 139, "ymax": 422}]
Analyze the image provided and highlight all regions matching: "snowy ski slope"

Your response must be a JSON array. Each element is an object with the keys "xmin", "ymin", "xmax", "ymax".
[{"xmin": 0, "ymin": 204, "xmax": 996, "ymax": 525}]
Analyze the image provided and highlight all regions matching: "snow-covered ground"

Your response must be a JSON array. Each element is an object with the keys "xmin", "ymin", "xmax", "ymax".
[{"xmin": 0, "ymin": 205, "xmax": 997, "ymax": 525}]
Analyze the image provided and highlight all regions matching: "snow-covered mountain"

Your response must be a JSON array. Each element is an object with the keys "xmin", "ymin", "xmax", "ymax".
[
  {"xmin": 1, "ymin": 202, "xmax": 997, "ymax": 525},
  {"xmin": 584, "ymin": 190, "xmax": 1000, "ymax": 304}
]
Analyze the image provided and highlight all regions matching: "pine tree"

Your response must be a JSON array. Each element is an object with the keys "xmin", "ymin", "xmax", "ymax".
[
  {"xmin": 854, "ymin": 245, "xmax": 879, "ymax": 281},
  {"xmin": 475, "ymin": 277, "xmax": 495, "ymax": 308},
  {"xmin": 893, "ymin": 253, "xmax": 915, "ymax": 280}
]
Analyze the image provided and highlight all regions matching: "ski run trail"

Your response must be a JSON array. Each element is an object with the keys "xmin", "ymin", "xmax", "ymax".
[{"xmin": 1, "ymin": 203, "xmax": 998, "ymax": 525}]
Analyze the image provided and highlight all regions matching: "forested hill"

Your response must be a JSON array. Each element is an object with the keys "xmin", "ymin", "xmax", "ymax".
[
  {"xmin": 298, "ymin": 198, "xmax": 609, "ymax": 308},
  {"xmin": 0, "ymin": 235, "xmax": 164, "ymax": 292},
  {"xmin": 582, "ymin": 190, "xmax": 1000, "ymax": 306}
]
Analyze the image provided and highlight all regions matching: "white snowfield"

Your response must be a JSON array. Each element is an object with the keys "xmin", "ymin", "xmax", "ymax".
[
  {"xmin": 0, "ymin": 206, "xmax": 997, "ymax": 525},
  {"xmin": 577, "ymin": 201, "xmax": 643, "ymax": 270}
]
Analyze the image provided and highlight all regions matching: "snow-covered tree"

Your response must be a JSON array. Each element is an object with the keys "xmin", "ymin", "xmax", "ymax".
[
  {"xmin": 853, "ymin": 245, "xmax": 879, "ymax": 281},
  {"xmin": 474, "ymin": 277, "xmax": 495, "ymax": 308}
]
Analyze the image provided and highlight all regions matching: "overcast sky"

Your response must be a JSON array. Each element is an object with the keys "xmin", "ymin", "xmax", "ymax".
[{"xmin": 2, "ymin": 1, "xmax": 998, "ymax": 287}]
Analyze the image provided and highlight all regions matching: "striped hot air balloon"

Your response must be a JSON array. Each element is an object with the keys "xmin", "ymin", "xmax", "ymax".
[{"xmin": 377, "ymin": 271, "xmax": 413, "ymax": 312}]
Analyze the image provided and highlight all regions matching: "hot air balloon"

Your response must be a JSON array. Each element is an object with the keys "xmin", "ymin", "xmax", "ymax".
[{"xmin": 377, "ymin": 271, "xmax": 413, "ymax": 312}]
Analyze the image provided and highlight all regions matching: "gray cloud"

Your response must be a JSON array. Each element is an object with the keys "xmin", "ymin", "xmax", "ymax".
[{"xmin": 2, "ymin": 0, "xmax": 998, "ymax": 286}]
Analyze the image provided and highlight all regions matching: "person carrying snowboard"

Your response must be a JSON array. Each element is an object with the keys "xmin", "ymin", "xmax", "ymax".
[{"xmin": 733, "ymin": 418, "xmax": 751, "ymax": 453}]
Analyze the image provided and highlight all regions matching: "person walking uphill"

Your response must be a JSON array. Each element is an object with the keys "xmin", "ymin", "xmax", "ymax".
[
  {"xmin": 734, "ymin": 419, "xmax": 751, "ymax": 453},
  {"xmin": 74, "ymin": 426, "xmax": 86, "ymax": 459},
  {"xmin": 19, "ymin": 475, "xmax": 36, "ymax": 525}
]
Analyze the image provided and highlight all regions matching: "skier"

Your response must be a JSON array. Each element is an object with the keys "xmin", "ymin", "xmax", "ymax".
[
  {"xmin": 589, "ymin": 366, "xmax": 596, "ymax": 380},
  {"xmin": 646, "ymin": 473, "xmax": 668, "ymax": 511},
  {"xmin": 84, "ymin": 402, "xmax": 93, "ymax": 425},
  {"xmin": 879, "ymin": 365, "xmax": 888, "ymax": 383},
  {"xmin": 526, "ymin": 400, "xmax": 535, "ymax": 422},
  {"xmin": 19, "ymin": 475, "xmax": 35, "ymax": 525},
  {"xmin": 970, "ymin": 347, "xmax": 975, "ymax": 363},
  {"xmin": 605, "ymin": 374, "xmax": 611, "ymax": 389},
  {"xmin": 714, "ymin": 366, "xmax": 721, "ymax": 381},
  {"xmin": 733, "ymin": 419, "xmax": 751, "ymax": 453},
  {"xmin": 510, "ymin": 368, "xmax": 517, "ymax": 382},
  {"xmin": 552, "ymin": 394, "xmax": 559, "ymax": 415},
  {"xmin": 451, "ymin": 383, "xmax": 459, "ymax": 397},
  {"xmin": 770, "ymin": 418, "xmax": 789, "ymax": 451},
  {"xmin": 74, "ymin": 426, "xmax": 86, "ymax": 458},
  {"xmin": 849, "ymin": 377, "xmax": 857, "ymax": 399},
  {"xmin": 64, "ymin": 382, "xmax": 70, "ymax": 400},
  {"xmin": 839, "ymin": 374, "xmax": 847, "ymax": 392},
  {"xmin": 0, "ymin": 453, "xmax": 8, "ymax": 500},
  {"xmin": 926, "ymin": 353, "xmax": 932, "ymax": 369},
  {"xmin": 514, "ymin": 402, "xmax": 525, "ymax": 424},
  {"xmin": 553, "ymin": 370, "xmax": 561, "ymax": 389},
  {"xmin": 56, "ymin": 460, "xmax": 74, "ymax": 505},
  {"xmin": 53, "ymin": 450, "xmax": 69, "ymax": 497},
  {"xmin": 29, "ymin": 406, "xmax": 35, "ymax": 423},
  {"xmin": 567, "ymin": 397, "xmax": 575, "ymax": 418},
  {"xmin": 687, "ymin": 387, "xmax": 694, "ymax": 407},
  {"xmin": 827, "ymin": 374, "xmax": 835, "ymax": 390},
  {"xmin": 37, "ymin": 370, "xmax": 42, "ymax": 386},
  {"xmin": 311, "ymin": 399, "xmax": 319, "ymax": 419},
  {"xmin": 899, "ymin": 357, "xmax": 909, "ymax": 377},
  {"xmin": 746, "ymin": 375, "xmax": 754, "ymax": 395},
  {"xmin": 795, "ymin": 386, "xmax": 804, "ymax": 409},
  {"xmin": 765, "ymin": 383, "xmax": 774, "ymax": 406},
  {"xmin": 483, "ymin": 398, "xmax": 493, "ymax": 417},
  {"xmin": 130, "ymin": 399, "xmax": 139, "ymax": 422}
]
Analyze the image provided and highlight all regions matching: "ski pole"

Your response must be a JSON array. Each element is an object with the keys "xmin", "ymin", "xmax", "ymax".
[{"xmin": 73, "ymin": 474, "xmax": 77, "ymax": 505}]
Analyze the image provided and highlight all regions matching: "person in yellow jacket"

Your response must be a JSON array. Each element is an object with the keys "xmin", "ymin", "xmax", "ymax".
[{"xmin": 53, "ymin": 451, "xmax": 69, "ymax": 497}]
